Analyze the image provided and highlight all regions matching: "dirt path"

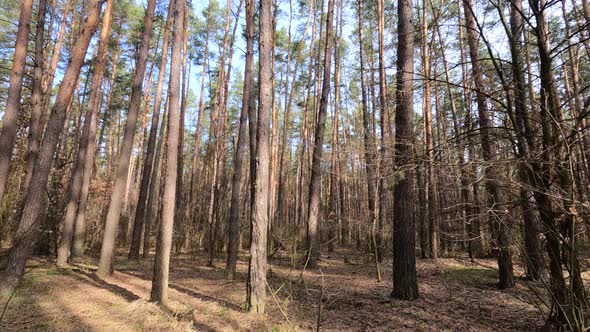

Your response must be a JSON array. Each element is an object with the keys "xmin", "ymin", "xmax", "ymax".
[{"xmin": 0, "ymin": 249, "xmax": 546, "ymax": 331}]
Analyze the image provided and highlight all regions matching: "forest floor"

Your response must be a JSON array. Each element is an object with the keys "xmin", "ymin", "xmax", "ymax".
[{"xmin": 0, "ymin": 248, "xmax": 552, "ymax": 331}]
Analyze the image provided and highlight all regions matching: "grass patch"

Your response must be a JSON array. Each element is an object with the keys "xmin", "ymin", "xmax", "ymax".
[
  {"xmin": 443, "ymin": 266, "xmax": 497, "ymax": 283},
  {"xmin": 46, "ymin": 269, "xmax": 65, "ymax": 276}
]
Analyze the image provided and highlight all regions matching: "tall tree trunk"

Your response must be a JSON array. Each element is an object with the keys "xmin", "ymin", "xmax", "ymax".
[
  {"xmin": 97, "ymin": 0, "xmax": 157, "ymax": 275},
  {"xmin": 188, "ymin": 0, "xmax": 213, "ymax": 219},
  {"xmin": 226, "ymin": 0, "xmax": 255, "ymax": 280},
  {"xmin": 145, "ymin": 100, "xmax": 169, "ymax": 257},
  {"xmin": 463, "ymin": 0, "xmax": 514, "ymax": 289},
  {"xmin": 391, "ymin": 0, "xmax": 419, "ymax": 300},
  {"xmin": 375, "ymin": 0, "xmax": 388, "ymax": 262},
  {"xmin": 150, "ymin": 0, "xmax": 184, "ymax": 305},
  {"xmin": 56, "ymin": 0, "xmax": 114, "ymax": 266},
  {"xmin": 43, "ymin": 0, "xmax": 72, "ymax": 117},
  {"xmin": 328, "ymin": 0, "xmax": 343, "ymax": 251},
  {"xmin": 506, "ymin": 0, "xmax": 542, "ymax": 280},
  {"xmin": 245, "ymin": 17, "xmax": 258, "ymax": 311},
  {"xmin": 357, "ymin": 0, "xmax": 379, "ymax": 279},
  {"xmin": 248, "ymin": 0, "xmax": 274, "ymax": 312},
  {"xmin": 530, "ymin": 0, "xmax": 588, "ymax": 325},
  {"xmin": 23, "ymin": 0, "xmax": 48, "ymax": 193},
  {"xmin": 205, "ymin": 0, "xmax": 233, "ymax": 266},
  {"xmin": 0, "ymin": 0, "xmax": 34, "ymax": 203},
  {"xmin": 305, "ymin": 0, "xmax": 334, "ymax": 270},
  {"xmin": 174, "ymin": 4, "xmax": 189, "ymax": 255},
  {"xmin": 129, "ymin": 1, "xmax": 174, "ymax": 260},
  {"xmin": 420, "ymin": 0, "xmax": 438, "ymax": 259},
  {"xmin": 0, "ymin": 0, "xmax": 102, "ymax": 296}
]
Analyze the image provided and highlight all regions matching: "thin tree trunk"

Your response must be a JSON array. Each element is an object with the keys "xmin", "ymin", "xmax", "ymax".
[
  {"xmin": 145, "ymin": 99, "xmax": 169, "ymax": 258},
  {"xmin": 375, "ymin": 0, "xmax": 388, "ymax": 262},
  {"xmin": 357, "ymin": 0, "xmax": 380, "ymax": 279},
  {"xmin": 306, "ymin": 0, "xmax": 334, "ymax": 270},
  {"xmin": 150, "ymin": 0, "xmax": 184, "ymax": 305},
  {"xmin": 245, "ymin": 17, "xmax": 258, "ymax": 311},
  {"xmin": 23, "ymin": 0, "xmax": 48, "ymax": 193},
  {"xmin": 463, "ymin": 0, "xmax": 514, "ymax": 289},
  {"xmin": 43, "ymin": 0, "xmax": 72, "ymax": 116},
  {"xmin": 129, "ymin": 1, "xmax": 174, "ymax": 260},
  {"xmin": 248, "ymin": 0, "xmax": 273, "ymax": 312},
  {"xmin": 174, "ymin": 4, "xmax": 189, "ymax": 255},
  {"xmin": 420, "ymin": 0, "xmax": 438, "ymax": 259},
  {"xmin": 97, "ymin": 0, "xmax": 157, "ymax": 275},
  {"xmin": 56, "ymin": 0, "xmax": 114, "ymax": 266},
  {"xmin": 507, "ymin": 0, "xmax": 542, "ymax": 280},
  {"xmin": 226, "ymin": 0, "xmax": 255, "ymax": 280},
  {"xmin": 188, "ymin": 0, "xmax": 213, "ymax": 218}
]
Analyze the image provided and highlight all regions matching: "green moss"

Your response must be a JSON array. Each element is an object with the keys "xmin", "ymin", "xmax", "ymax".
[
  {"xmin": 443, "ymin": 266, "xmax": 496, "ymax": 283},
  {"xmin": 46, "ymin": 269, "xmax": 65, "ymax": 276}
]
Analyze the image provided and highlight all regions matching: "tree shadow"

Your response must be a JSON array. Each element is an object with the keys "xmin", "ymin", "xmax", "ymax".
[
  {"xmin": 114, "ymin": 268, "xmax": 243, "ymax": 312},
  {"xmin": 168, "ymin": 283, "xmax": 243, "ymax": 312},
  {"xmin": 69, "ymin": 268, "xmax": 141, "ymax": 302}
]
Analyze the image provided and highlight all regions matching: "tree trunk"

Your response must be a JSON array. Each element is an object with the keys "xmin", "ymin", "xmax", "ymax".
[
  {"xmin": 0, "ymin": 0, "xmax": 34, "ymax": 203},
  {"xmin": 306, "ymin": 0, "xmax": 334, "ymax": 270},
  {"xmin": 97, "ymin": 0, "xmax": 157, "ymax": 275},
  {"xmin": 150, "ymin": 0, "xmax": 184, "ymax": 305},
  {"xmin": 248, "ymin": 0, "xmax": 274, "ymax": 312},
  {"xmin": 506, "ymin": 0, "xmax": 542, "ymax": 280},
  {"xmin": 357, "ymin": 0, "xmax": 379, "ymax": 279},
  {"xmin": 43, "ymin": 0, "xmax": 72, "ymax": 119},
  {"xmin": 129, "ymin": 1, "xmax": 174, "ymax": 260},
  {"xmin": 420, "ymin": 0, "xmax": 438, "ymax": 259},
  {"xmin": 23, "ymin": 0, "xmax": 48, "ymax": 193},
  {"xmin": 463, "ymin": 0, "xmax": 514, "ymax": 289},
  {"xmin": 375, "ymin": 0, "xmax": 389, "ymax": 262},
  {"xmin": 391, "ymin": 0, "xmax": 419, "ymax": 300},
  {"xmin": 0, "ymin": 0, "xmax": 102, "ymax": 296},
  {"xmin": 174, "ymin": 5, "xmax": 190, "ymax": 255},
  {"xmin": 226, "ymin": 0, "xmax": 255, "ymax": 280},
  {"xmin": 145, "ymin": 100, "xmax": 169, "ymax": 258},
  {"xmin": 188, "ymin": 0, "xmax": 213, "ymax": 221},
  {"xmin": 530, "ymin": 0, "xmax": 588, "ymax": 325},
  {"xmin": 56, "ymin": 0, "xmax": 114, "ymax": 266}
]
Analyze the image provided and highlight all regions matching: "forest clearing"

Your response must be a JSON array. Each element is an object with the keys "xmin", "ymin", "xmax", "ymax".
[{"xmin": 1, "ymin": 0, "xmax": 590, "ymax": 330}]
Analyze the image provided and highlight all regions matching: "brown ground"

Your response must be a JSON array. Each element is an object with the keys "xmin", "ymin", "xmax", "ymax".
[{"xmin": 0, "ymin": 249, "xmax": 548, "ymax": 331}]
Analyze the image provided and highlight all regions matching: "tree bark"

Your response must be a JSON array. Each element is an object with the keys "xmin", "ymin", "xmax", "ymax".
[
  {"xmin": 150, "ymin": 0, "xmax": 184, "ymax": 305},
  {"xmin": 506, "ymin": 0, "xmax": 542, "ymax": 280},
  {"xmin": 375, "ymin": 0, "xmax": 389, "ymax": 262},
  {"xmin": 0, "ymin": 0, "xmax": 34, "ymax": 203},
  {"xmin": 530, "ymin": 0, "xmax": 588, "ymax": 325},
  {"xmin": 391, "ymin": 0, "xmax": 419, "ymax": 300},
  {"xmin": 43, "ymin": 0, "xmax": 72, "ymax": 118},
  {"xmin": 0, "ymin": 0, "xmax": 102, "ymax": 296},
  {"xmin": 97, "ymin": 0, "xmax": 157, "ymax": 275},
  {"xmin": 129, "ymin": 1, "xmax": 174, "ymax": 260},
  {"xmin": 56, "ymin": 0, "xmax": 114, "ymax": 266},
  {"xmin": 357, "ymin": 0, "xmax": 379, "ymax": 279},
  {"xmin": 226, "ymin": 0, "xmax": 255, "ymax": 280},
  {"xmin": 248, "ymin": 0, "xmax": 274, "ymax": 312},
  {"xmin": 463, "ymin": 0, "xmax": 514, "ymax": 289},
  {"xmin": 306, "ymin": 0, "xmax": 334, "ymax": 270},
  {"xmin": 420, "ymin": 0, "xmax": 438, "ymax": 259},
  {"xmin": 145, "ymin": 100, "xmax": 169, "ymax": 257},
  {"xmin": 23, "ymin": 0, "xmax": 48, "ymax": 193}
]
